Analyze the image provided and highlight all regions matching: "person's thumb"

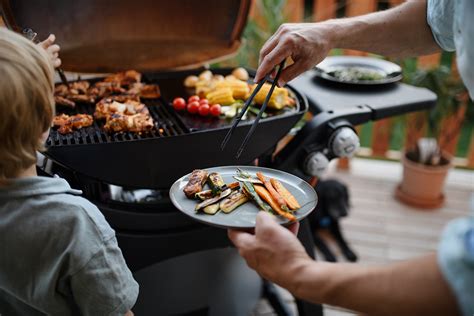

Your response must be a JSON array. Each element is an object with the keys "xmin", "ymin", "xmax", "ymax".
[{"xmin": 255, "ymin": 211, "xmax": 279, "ymax": 235}]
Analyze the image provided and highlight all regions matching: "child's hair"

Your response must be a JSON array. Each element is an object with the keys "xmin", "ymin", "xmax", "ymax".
[{"xmin": 0, "ymin": 28, "xmax": 55, "ymax": 180}]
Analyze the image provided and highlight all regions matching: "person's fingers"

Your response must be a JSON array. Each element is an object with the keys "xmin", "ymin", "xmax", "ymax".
[
  {"xmin": 255, "ymin": 211, "xmax": 282, "ymax": 238},
  {"xmin": 258, "ymin": 36, "xmax": 280, "ymax": 71},
  {"xmin": 287, "ymin": 221, "xmax": 300, "ymax": 236},
  {"xmin": 228, "ymin": 229, "xmax": 255, "ymax": 249},
  {"xmin": 47, "ymin": 44, "xmax": 60, "ymax": 54},
  {"xmin": 53, "ymin": 58, "xmax": 62, "ymax": 68},
  {"xmin": 255, "ymin": 42, "xmax": 288, "ymax": 84},
  {"xmin": 258, "ymin": 24, "xmax": 290, "ymax": 67},
  {"xmin": 277, "ymin": 61, "xmax": 308, "ymax": 87},
  {"xmin": 40, "ymin": 34, "xmax": 55, "ymax": 49}
]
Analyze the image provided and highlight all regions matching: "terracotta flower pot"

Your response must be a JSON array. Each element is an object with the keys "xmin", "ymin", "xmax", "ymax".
[{"xmin": 395, "ymin": 151, "xmax": 452, "ymax": 209}]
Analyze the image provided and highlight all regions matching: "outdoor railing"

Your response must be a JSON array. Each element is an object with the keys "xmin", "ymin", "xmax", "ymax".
[{"xmin": 249, "ymin": 0, "xmax": 473, "ymax": 169}]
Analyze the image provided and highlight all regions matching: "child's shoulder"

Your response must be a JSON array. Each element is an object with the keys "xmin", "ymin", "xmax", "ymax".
[{"xmin": 49, "ymin": 193, "xmax": 116, "ymax": 243}]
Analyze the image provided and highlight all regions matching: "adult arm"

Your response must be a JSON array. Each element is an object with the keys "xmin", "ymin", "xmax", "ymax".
[
  {"xmin": 228, "ymin": 212, "xmax": 459, "ymax": 316},
  {"xmin": 255, "ymin": 0, "xmax": 440, "ymax": 86}
]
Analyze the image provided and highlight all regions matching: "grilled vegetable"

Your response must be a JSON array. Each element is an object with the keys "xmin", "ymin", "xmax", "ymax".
[
  {"xmin": 231, "ymin": 67, "xmax": 249, "ymax": 81},
  {"xmin": 256, "ymin": 172, "xmax": 289, "ymax": 212},
  {"xmin": 233, "ymin": 176, "xmax": 262, "ymax": 184},
  {"xmin": 195, "ymin": 190, "xmax": 213, "ymax": 201},
  {"xmin": 215, "ymin": 80, "xmax": 250, "ymax": 100},
  {"xmin": 236, "ymin": 170, "xmax": 272, "ymax": 213},
  {"xmin": 249, "ymin": 83, "xmax": 289, "ymax": 110},
  {"xmin": 203, "ymin": 203, "xmax": 220, "ymax": 215},
  {"xmin": 208, "ymin": 172, "xmax": 225, "ymax": 193},
  {"xmin": 207, "ymin": 88, "xmax": 235, "ymax": 105},
  {"xmin": 220, "ymin": 191, "xmax": 248, "ymax": 213},
  {"xmin": 270, "ymin": 178, "xmax": 300, "ymax": 210},
  {"xmin": 184, "ymin": 170, "xmax": 208, "ymax": 199},
  {"xmin": 195, "ymin": 188, "xmax": 232, "ymax": 212},
  {"xmin": 223, "ymin": 181, "xmax": 241, "ymax": 190},
  {"xmin": 254, "ymin": 185, "xmax": 296, "ymax": 221}
]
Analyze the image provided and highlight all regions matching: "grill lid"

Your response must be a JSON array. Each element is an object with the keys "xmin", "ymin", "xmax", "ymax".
[{"xmin": 1, "ymin": 0, "xmax": 251, "ymax": 72}]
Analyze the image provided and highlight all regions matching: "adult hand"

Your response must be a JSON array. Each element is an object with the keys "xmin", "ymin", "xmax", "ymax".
[
  {"xmin": 39, "ymin": 34, "xmax": 61, "ymax": 68},
  {"xmin": 228, "ymin": 212, "xmax": 311, "ymax": 292},
  {"xmin": 255, "ymin": 23, "xmax": 333, "ymax": 86}
]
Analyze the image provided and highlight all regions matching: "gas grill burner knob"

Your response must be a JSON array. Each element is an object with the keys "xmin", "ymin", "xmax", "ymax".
[
  {"xmin": 304, "ymin": 151, "xmax": 329, "ymax": 177},
  {"xmin": 329, "ymin": 127, "xmax": 360, "ymax": 158}
]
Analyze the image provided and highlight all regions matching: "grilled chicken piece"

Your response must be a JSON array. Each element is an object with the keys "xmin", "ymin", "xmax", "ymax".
[
  {"xmin": 104, "ymin": 70, "xmax": 142, "ymax": 87},
  {"xmin": 54, "ymin": 95, "xmax": 76, "ymax": 108},
  {"xmin": 68, "ymin": 94, "xmax": 96, "ymax": 104},
  {"xmin": 94, "ymin": 98, "xmax": 148, "ymax": 119},
  {"xmin": 88, "ymin": 81, "xmax": 126, "ymax": 99},
  {"xmin": 53, "ymin": 113, "xmax": 93, "ymax": 134},
  {"xmin": 54, "ymin": 81, "xmax": 96, "ymax": 104},
  {"xmin": 127, "ymin": 83, "xmax": 161, "ymax": 99},
  {"xmin": 184, "ymin": 170, "xmax": 209, "ymax": 199},
  {"xmin": 103, "ymin": 113, "xmax": 154, "ymax": 133}
]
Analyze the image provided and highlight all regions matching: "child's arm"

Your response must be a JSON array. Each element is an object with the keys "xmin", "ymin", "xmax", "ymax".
[
  {"xmin": 68, "ymin": 235, "xmax": 139, "ymax": 315},
  {"xmin": 39, "ymin": 34, "xmax": 61, "ymax": 68}
]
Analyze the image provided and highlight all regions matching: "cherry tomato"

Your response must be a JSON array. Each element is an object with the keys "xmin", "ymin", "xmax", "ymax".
[
  {"xmin": 188, "ymin": 95, "xmax": 200, "ymax": 103},
  {"xmin": 198, "ymin": 103, "xmax": 210, "ymax": 116},
  {"xmin": 172, "ymin": 97, "xmax": 186, "ymax": 111},
  {"xmin": 210, "ymin": 104, "xmax": 221, "ymax": 117},
  {"xmin": 187, "ymin": 101, "xmax": 200, "ymax": 114},
  {"xmin": 199, "ymin": 98, "xmax": 209, "ymax": 105}
]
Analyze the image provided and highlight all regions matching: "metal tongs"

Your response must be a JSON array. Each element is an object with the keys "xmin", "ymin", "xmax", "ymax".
[
  {"xmin": 221, "ymin": 60, "xmax": 286, "ymax": 158},
  {"xmin": 22, "ymin": 28, "xmax": 70, "ymax": 88}
]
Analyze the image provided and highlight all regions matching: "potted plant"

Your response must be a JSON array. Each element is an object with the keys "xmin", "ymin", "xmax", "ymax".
[{"xmin": 396, "ymin": 61, "xmax": 469, "ymax": 209}]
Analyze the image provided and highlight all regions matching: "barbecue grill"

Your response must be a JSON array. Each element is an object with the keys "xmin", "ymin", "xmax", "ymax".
[{"xmin": 2, "ymin": 1, "xmax": 437, "ymax": 315}]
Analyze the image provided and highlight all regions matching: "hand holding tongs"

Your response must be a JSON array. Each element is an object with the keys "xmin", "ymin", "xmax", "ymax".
[
  {"xmin": 22, "ymin": 28, "xmax": 70, "ymax": 88},
  {"xmin": 221, "ymin": 60, "xmax": 286, "ymax": 159}
]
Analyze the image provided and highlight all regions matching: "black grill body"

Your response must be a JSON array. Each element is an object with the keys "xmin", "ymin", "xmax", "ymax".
[{"xmin": 45, "ymin": 68, "xmax": 307, "ymax": 189}]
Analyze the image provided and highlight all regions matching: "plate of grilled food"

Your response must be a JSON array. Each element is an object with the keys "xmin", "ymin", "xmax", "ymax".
[
  {"xmin": 169, "ymin": 166, "xmax": 318, "ymax": 229},
  {"xmin": 315, "ymin": 56, "xmax": 402, "ymax": 86}
]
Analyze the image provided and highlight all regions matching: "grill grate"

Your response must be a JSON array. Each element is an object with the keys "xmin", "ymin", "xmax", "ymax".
[{"xmin": 46, "ymin": 99, "xmax": 189, "ymax": 147}]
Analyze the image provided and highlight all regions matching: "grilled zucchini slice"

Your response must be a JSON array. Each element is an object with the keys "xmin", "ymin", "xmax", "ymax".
[
  {"xmin": 208, "ymin": 172, "xmax": 225, "ymax": 193},
  {"xmin": 203, "ymin": 203, "xmax": 220, "ymax": 215},
  {"xmin": 220, "ymin": 191, "xmax": 248, "ymax": 213}
]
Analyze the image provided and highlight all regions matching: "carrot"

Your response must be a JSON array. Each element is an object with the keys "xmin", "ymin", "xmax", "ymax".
[
  {"xmin": 254, "ymin": 185, "xmax": 296, "ymax": 221},
  {"xmin": 270, "ymin": 178, "xmax": 300, "ymax": 210},
  {"xmin": 256, "ymin": 172, "xmax": 287, "ymax": 208}
]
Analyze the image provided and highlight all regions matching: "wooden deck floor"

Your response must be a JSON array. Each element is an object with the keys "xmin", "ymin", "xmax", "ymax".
[{"xmin": 253, "ymin": 158, "xmax": 473, "ymax": 316}]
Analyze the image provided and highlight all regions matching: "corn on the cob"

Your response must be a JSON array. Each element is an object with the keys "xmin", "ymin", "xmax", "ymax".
[
  {"xmin": 215, "ymin": 80, "xmax": 250, "ymax": 100},
  {"xmin": 207, "ymin": 88, "xmax": 235, "ymax": 105},
  {"xmin": 195, "ymin": 80, "xmax": 212, "ymax": 98},
  {"xmin": 249, "ymin": 83, "xmax": 289, "ymax": 110}
]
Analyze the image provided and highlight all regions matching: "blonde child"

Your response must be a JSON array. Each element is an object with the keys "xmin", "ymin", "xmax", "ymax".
[{"xmin": 0, "ymin": 28, "xmax": 138, "ymax": 316}]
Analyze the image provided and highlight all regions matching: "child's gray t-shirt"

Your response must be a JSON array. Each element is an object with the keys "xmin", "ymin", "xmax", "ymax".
[{"xmin": 0, "ymin": 176, "xmax": 139, "ymax": 315}]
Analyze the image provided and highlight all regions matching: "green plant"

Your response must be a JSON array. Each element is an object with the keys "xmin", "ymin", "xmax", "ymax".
[{"xmin": 400, "ymin": 52, "xmax": 471, "ymax": 164}]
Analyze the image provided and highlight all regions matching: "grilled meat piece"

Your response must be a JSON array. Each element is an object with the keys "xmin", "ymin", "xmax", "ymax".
[
  {"xmin": 54, "ymin": 81, "xmax": 96, "ymax": 104},
  {"xmin": 103, "ymin": 113, "xmax": 154, "ymax": 133},
  {"xmin": 54, "ymin": 95, "xmax": 76, "ymax": 108},
  {"xmin": 88, "ymin": 81, "xmax": 126, "ymax": 99},
  {"xmin": 104, "ymin": 70, "xmax": 141, "ymax": 87},
  {"xmin": 184, "ymin": 170, "xmax": 209, "ymax": 199},
  {"xmin": 53, "ymin": 113, "xmax": 94, "ymax": 134},
  {"xmin": 94, "ymin": 98, "xmax": 148, "ymax": 119},
  {"xmin": 127, "ymin": 83, "xmax": 161, "ymax": 99}
]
